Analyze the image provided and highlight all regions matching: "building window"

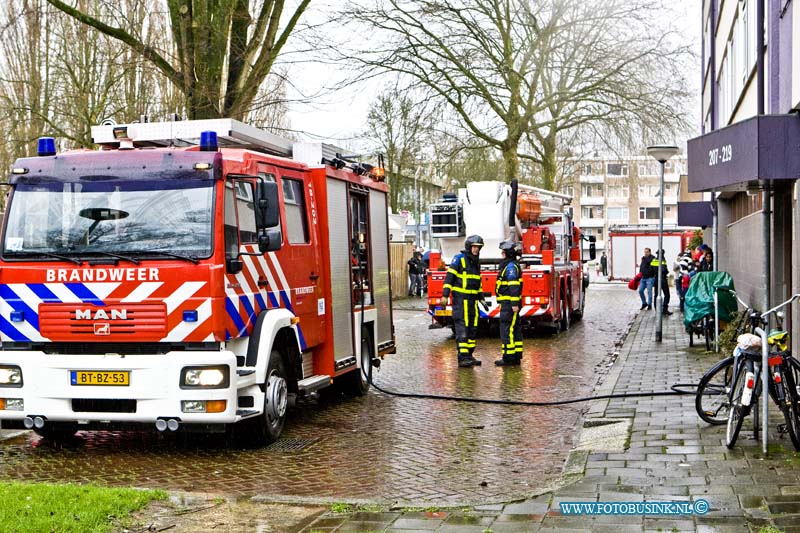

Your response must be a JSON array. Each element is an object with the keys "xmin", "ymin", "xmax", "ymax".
[
  {"xmin": 582, "ymin": 163, "xmax": 593, "ymax": 175},
  {"xmin": 581, "ymin": 206, "xmax": 603, "ymax": 219},
  {"xmin": 607, "ymin": 207, "xmax": 629, "ymax": 221},
  {"xmin": 581, "ymin": 184, "xmax": 602, "ymax": 197},
  {"xmin": 638, "ymin": 184, "xmax": 660, "ymax": 198},
  {"xmin": 607, "ymin": 185, "xmax": 629, "ymax": 198},
  {"xmin": 637, "ymin": 162, "xmax": 659, "ymax": 176},
  {"xmin": 282, "ymin": 178, "xmax": 309, "ymax": 244},
  {"xmin": 639, "ymin": 207, "xmax": 661, "ymax": 220},
  {"xmin": 606, "ymin": 163, "xmax": 628, "ymax": 176},
  {"xmin": 564, "ymin": 185, "xmax": 574, "ymax": 197}
]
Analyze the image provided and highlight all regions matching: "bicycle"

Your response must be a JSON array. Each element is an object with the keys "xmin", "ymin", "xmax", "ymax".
[
  {"xmin": 724, "ymin": 294, "xmax": 800, "ymax": 450},
  {"xmin": 695, "ymin": 293, "xmax": 754, "ymax": 425}
]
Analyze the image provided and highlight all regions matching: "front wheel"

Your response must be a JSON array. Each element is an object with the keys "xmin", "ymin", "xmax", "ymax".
[
  {"xmin": 726, "ymin": 362, "xmax": 749, "ymax": 449},
  {"xmin": 244, "ymin": 349, "xmax": 288, "ymax": 447},
  {"xmin": 695, "ymin": 357, "xmax": 733, "ymax": 425},
  {"xmin": 779, "ymin": 365, "xmax": 800, "ymax": 451}
]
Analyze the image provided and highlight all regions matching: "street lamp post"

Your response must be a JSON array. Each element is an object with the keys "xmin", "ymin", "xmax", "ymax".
[{"xmin": 647, "ymin": 145, "xmax": 679, "ymax": 343}]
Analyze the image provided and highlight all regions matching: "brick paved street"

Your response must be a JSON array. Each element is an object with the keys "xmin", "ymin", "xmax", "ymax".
[
  {"xmin": 0, "ymin": 284, "xmax": 634, "ymax": 506},
  {"xmin": 300, "ymin": 285, "xmax": 800, "ymax": 531}
]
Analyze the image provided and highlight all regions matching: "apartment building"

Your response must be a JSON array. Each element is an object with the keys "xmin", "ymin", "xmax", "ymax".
[
  {"xmin": 688, "ymin": 0, "xmax": 800, "ymax": 323},
  {"xmin": 565, "ymin": 156, "xmax": 688, "ymax": 252}
]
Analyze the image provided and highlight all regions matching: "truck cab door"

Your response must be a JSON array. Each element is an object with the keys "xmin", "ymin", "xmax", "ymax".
[{"xmin": 270, "ymin": 168, "xmax": 323, "ymax": 350}]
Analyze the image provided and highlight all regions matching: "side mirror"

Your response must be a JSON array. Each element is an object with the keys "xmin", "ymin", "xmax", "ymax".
[
  {"xmin": 226, "ymin": 257, "xmax": 243, "ymax": 274},
  {"xmin": 256, "ymin": 181, "xmax": 279, "ymax": 229},
  {"xmin": 258, "ymin": 228, "xmax": 282, "ymax": 253},
  {"xmin": 588, "ymin": 235, "xmax": 596, "ymax": 260}
]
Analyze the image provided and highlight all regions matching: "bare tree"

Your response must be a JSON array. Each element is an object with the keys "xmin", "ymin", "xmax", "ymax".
[
  {"xmin": 45, "ymin": 0, "xmax": 310, "ymax": 120},
  {"xmin": 345, "ymin": 0, "xmax": 692, "ymax": 189},
  {"xmin": 521, "ymin": 1, "xmax": 693, "ymax": 190},
  {"xmin": 367, "ymin": 87, "xmax": 435, "ymax": 212}
]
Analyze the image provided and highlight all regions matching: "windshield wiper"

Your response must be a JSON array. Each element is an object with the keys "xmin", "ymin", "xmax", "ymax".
[
  {"xmin": 4, "ymin": 251, "xmax": 83, "ymax": 265},
  {"xmin": 127, "ymin": 250, "xmax": 200, "ymax": 264},
  {"xmin": 83, "ymin": 251, "xmax": 140, "ymax": 265}
]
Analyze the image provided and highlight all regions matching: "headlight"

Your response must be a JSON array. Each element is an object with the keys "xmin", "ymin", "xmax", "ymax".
[
  {"xmin": 0, "ymin": 366, "xmax": 22, "ymax": 387},
  {"xmin": 180, "ymin": 366, "xmax": 229, "ymax": 389}
]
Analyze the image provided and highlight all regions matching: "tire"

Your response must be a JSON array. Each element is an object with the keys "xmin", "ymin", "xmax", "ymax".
[
  {"xmin": 245, "ymin": 349, "xmax": 288, "ymax": 447},
  {"xmin": 572, "ymin": 289, "xmax": 586, "ymax": 321},
  {"xmin": 780, "ymin": 362, "xmax": 800, "ymax": 451},
  {"xmin": 342, "ymin": 327, "xmax": 373, "ymax": 397},
  {"xmin": 726, "ymin": 362, "xmax": 749, "ymax": 449},
  {"xmin": 695, "ymin": 357, "xmax": 733, "ymax": 425},
  {"xmin": 559, "ymin": 291, "xmax": 570, "ymax": 332}
]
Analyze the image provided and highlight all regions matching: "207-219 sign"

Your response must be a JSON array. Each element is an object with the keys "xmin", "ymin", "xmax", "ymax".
[{"xmin": 708, "ymin": 144, "xmax": 732, "ymax": 166}]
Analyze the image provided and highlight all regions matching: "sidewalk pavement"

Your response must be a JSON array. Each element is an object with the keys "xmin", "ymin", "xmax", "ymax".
[{"xmin": 301, "ymin": 306, "xmax": 800, "ymax": 532}]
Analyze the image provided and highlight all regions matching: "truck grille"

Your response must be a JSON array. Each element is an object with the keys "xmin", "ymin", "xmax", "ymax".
[
  {"xmin": 39, "ymin": 303, "xmax": 167, "ymax": 341},
  {"xmin": 72, "ymin": 399, "xmax": 137, "ymax": 413}
]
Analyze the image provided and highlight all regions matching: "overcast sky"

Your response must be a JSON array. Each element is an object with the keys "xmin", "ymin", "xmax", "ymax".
[{"xmin": 284, "ymin": 0, "xmax": 702, "ymax": 150}]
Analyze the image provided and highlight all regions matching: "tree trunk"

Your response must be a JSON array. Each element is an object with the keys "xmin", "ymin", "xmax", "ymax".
[
  {"xmin": 501, "ymin": 140, "xmax": 520, "ymax": 184},
  {"xmin": 540, "ymin": 131, "xmax": 557, "ymax": 191}
]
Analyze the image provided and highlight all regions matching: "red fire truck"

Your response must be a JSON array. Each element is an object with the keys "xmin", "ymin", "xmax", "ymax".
[
  {"xmin": 426, "ymin": 180, "xmax": 595, "ymax": 332},
  {"xmin": 0, "ymin": 119, "xmax": 394, "ymax": 445}
]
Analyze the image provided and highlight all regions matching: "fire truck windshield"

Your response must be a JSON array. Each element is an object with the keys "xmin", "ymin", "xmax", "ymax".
[{"xmin": 2, "ymin": 178, "xmax": 214, "ymax": 260}]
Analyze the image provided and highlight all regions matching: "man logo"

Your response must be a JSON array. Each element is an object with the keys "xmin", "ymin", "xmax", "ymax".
[
  {"xmin": 94, "ymin": 323, "xmax": 111, "ymax": 335},
  {"xmin": 75, "ymin": 309, "xmax": 128, "ymax": 320}
]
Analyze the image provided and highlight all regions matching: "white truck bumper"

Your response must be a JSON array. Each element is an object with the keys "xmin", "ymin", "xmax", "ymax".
[{"xmin": 0, "ymin": 350, "xmax": 247, "ymax": 427}]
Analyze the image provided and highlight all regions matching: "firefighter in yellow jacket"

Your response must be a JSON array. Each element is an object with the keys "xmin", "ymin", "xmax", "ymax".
[
  {"xmin": 442, "ymin": 235, "xmax": 484, "ymax": 367},
  {"xmin": 495, "ymin": 240, "xmax": 523, "ymax": 366}
]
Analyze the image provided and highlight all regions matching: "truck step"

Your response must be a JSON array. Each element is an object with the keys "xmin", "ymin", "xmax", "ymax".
[
  {"xmin": 236, "ymin": 409, "xmax": 259, "ymax": 417},
  {"xmin": 237, "ymin": 369, "xmax": 255, "ymax": 376},
  {"xmin": 298, "ymin": 375, "xmax": 331, "ymax": 393}
]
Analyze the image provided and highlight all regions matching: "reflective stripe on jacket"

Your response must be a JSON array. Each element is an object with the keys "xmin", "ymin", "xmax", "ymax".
[
  {"xmin": 496, "ymin": 259, "xmax": 522, "ymax": 304},
  {"xmin": 442, "ymin": 251, "xmax": 481, "ymax": 298}
]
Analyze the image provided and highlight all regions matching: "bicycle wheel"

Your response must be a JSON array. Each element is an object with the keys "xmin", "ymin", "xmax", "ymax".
[
  {"xmin": 781, "ymin": 360, "xmax": 800, "ymax": 451},
  {"xmin": 726, "ymin": 360, "xmax": 750, "ymax": 449},
  {"xmin": 695, "ymin": 357, "xmax": 734, "ymax": 425}
]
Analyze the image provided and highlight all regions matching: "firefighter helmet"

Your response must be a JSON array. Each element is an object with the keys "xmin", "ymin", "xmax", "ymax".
[
  {"xmin": 464, "ymin": 235, "xmax": 485, "ymax": 249},
  {"xmin": 499, "ymin": 240, "xmax": 518, "ymax": 256}
]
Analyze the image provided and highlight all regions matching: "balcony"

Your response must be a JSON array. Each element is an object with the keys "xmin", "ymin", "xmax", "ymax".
[
  {"xmin": 580, "ymin": 196, "xmax": 604, "ymax": 206},
  {"xmin": 579, "ymin": 218, "xmax": 604, "ymax": 227},
  {"xmin": 579, "ymin": 175, "xmax": 605, "ymax": 184}
]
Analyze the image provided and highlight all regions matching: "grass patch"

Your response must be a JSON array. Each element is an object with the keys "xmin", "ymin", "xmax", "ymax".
[
  {"xmin": 330, "ymin": 502, "xmax": 353, "ymax": 514},
  {"xmin": 401, "ymin": 506, "xmax": 441, "ymax": 513},
  {"xmin": 0, "ymin": 481, "xmax": 166, "ymax": 533}
]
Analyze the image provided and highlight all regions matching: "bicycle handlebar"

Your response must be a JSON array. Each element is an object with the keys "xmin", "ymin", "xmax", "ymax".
[{"xmin": 762, "ymin": 293, "xmax": 800, "ymax": 318}]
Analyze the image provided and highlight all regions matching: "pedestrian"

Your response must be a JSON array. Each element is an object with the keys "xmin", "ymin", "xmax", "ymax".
[
  {"xmin": 698, "ymin": 248, "xmax": 714, "ymax": 272},
  {"xmin": 407, "ymin": 251, "xmax": 423, "ymax": 297},
  {"xmin": 442, "ymin": 234, "xmax": 484, "ymax": 367},
  {"xmin": 600, "ymin": 252, "xmax": 608, "ymax": 277},
  {"xmin": 638, "ymin": 247, "xmax": 656, "ymax": 310},
  {"xmin": 495, "ymin": 240, "xmax": 523, "ymax": 366},
  {"xmin": 652, "ymin": 249, "xmax": 672, "ymax": 315},
  {"xmin": 674, "ymin": 248, "xmax": 695, "ymax": 312}
]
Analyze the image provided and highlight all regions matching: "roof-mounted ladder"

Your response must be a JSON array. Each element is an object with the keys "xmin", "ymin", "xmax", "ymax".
[{"xmin": 90, "ymin": 118, "xmax": 294, "ymax": 157}]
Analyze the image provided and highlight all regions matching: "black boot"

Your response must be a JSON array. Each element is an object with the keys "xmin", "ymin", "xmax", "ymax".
[
  {"xmin": 458, "ymin": 358, "xmax": 476, "ymax": 368},
  {"xmin": 495, "ymin": 358, "xmax": 519, "ymax": 366},
  {"xmin": 468, "ymin": 357, "xmax": 482, "ymax": 366}
]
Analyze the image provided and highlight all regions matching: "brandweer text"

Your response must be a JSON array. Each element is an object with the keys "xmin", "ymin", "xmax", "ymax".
[{"xmin": 46, "ymin": 269, "xmax": 160, "ymax": 282}]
